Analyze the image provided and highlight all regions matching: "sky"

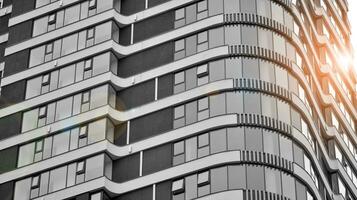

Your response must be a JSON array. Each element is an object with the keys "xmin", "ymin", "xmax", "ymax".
[{"xmin": 348, "ymin": 0, "xmax": 357, "ymax": 72}]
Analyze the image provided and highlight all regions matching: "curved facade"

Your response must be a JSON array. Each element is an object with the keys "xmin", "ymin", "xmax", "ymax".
[{"xmin": 0, "ymin": 0, "xmax": 356, "ymax": 200}]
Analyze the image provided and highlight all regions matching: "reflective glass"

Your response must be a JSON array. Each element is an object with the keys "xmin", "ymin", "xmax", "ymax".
[
  {"xmin": 265, "ymin": 167, "xmax": 281, "ymax": 194},
  {"xmin": 52, "ymin": 131, "xmax": 70, "ymax": 156},
  {"xmin": 26, "ymin": 77, "xmax": 42, "ymax": 99},
  {"xmin": 209, "ymin": 93, "xmax": 226, "ymax": 117},
  {"xmin": 211, "ymin": 166, "xmax": 227, "ymax": 193},
  {"xmin": 245, "ymin": 127, "xmax": 263, "ymax": 151},
  {"xmin": 95, "ymin": 22, "xmax": 112, "ymax": 44},
  {"xmin": 58, "ymin": 65, "xmax": 75, "ymax": 88},
  {"xmin": 263, "ymin": 129, "xmax": 279, "ymax": 155},
  {"xmin": 210, "ymin": 129, "xmax": 227, "ymax": 154},
  {"xmin": 185, "ymin": 174, "xmax": 197, "ymax": 199},
  {"xmin": 90, "ymin": 85, "xmax": 108, "ymax": 109},
  {"xmin": 30, "ymin": 46, "xmax": 45, "ymax": 67},
  {"xmin": 228, "ymin": 165, "xmax": 246, "ymax": 189},
  {"xmin": 61, "ymin": 34, "xmax": 78, "ymax": 56},
  {"xmin": 48, "ymin": 166, "xmax": 67, "ymax": 192},
  {"xmin": 14, "ymin": 178, "xmax": 31, "ymax": 200},
  {"xmin": 55, "ymin": 96, "xmax": 73, "ymax": 120},
  {"xmin": 227, "ymin": 127, "xmax": 244, "ymax": 150},
  {"xmin": 88, "ymin": 119, "xmax": 106, "ymax": 144},
  {"xmin": 33, "ymin": 17, "xmax": 48, "ymax": 36},
  {"xmin": 247, "ymin": 165, "xmax": 264, "ymax": 190},
  {"xmin": 85, "ymin": 154, "xmax": 104, "ymax": 181},
  {"xmin": 64, "ymin": 4, "xmax": 80, "ymax": 25},
  {"xmin": 22, "ymin": 109, "xmax": 39, "ymax": 132},
  {"xmin": 185, "ymin": 137, "xmax": 197, "ymax": 161},
  {"xmin": 93, "ymin": 53, "xmax": 110, "ymax": 75},
  {"xmin": 18, "ymin": 143, "xmax": 35, "ymax": 167}
]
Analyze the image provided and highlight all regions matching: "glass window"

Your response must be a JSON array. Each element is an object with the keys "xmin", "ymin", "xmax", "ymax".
[
  {"xmin": 30, "ymin": 46, "xmax": 45, "ymax": 67},
  {"xmin": 95, "ymin": 22, "xmax": 112, "ymax": 44},
  {"xmin": 259, "ymin": 60, "xmax": 275, "ymax": 83},
  {"xmin": 93, "ymin": 53, "xmax": 110, "ymax": 75},
  {"xmin": 257, "ymin": 0, "xmax": 271, "ymax": 17},
  {"xmin": 97, "ymin": 0, "xmax": 113, "ymax": 13},
  {"xmin": 275, "ymin": 66, "xmax": 288, "ymax": 89},
  {"xmin": 90, "ymin": 85, "xmax": 108, "ymax": 109},
  {"xmin": 85, "ymin": 154, "xmax": 104, "ymax": 181},
  {"xmin": 245, "ymin": 127, "xmax": 263, "ymax": 151},
  {"xmin": 56, "ymin": 10, "xmax": 64, "ymax": 28},
  {"xmin": 258, "ymin": 28, "xmax": 272, "ymax": 49},
  {"xmin": 209, "ymin": 93, "xmax": 226, "ymax": 117},
  {"xmin": 244, "ymin": 92, "xmax": 261, "ymax": 114},
  {"xmin": 185, "ymin": 4, "xmax": 197, "ymax": 25},
  {"xmin": 33, "ymin": 17, "xmax": 49, "ymax": 36},
  {"xmin": 39, "ymin": 172, "xmax": 49, "ymax": 196},
  {"xmin": 185, "ymin": 174, "xmax": 197, "ymax": 199},
  {"xmin": 265, "ymin": 167, "xmax": 281, "ymax": 194},
  {"xmin": 226, "ymin": 92, "xmax": 243, "ymax": 114},
  {"xmin": 14, "ymin": 178, "xmax": 32, "ymax": 200},
  {"xmin": 261, "ymin": 94, "xmax": 277, "ymax": 118},
  {"xmin": 224, "ymin": 0, "xmax": 239, "ymax": 14},
  {"xmin": 247, "ymin": 165, "xmax": 264, "ymax": 190},
  {"xmin": 279, "ymin": 135, "xmax": 293, "ymax": 161},
  {"xmin": 36, "ymin": 0, "xmax": 50, "ymax": 8},
  {"xmin": 55, "ymin": 96, "xmax": 73, "ymax": 121},
  {"xmin": 185, "ymin": 137, "xmax": 197, "ymax": 162},
  {"xmin": 18, "ymin": 143, "xmax": 35, "ymax": 167},
  {"xmin": 225, "ymin": 25, "xmax": 241, "ymax": 45},
  {"xmin": 241, "ymin": 26, "xmax": 257, "ymax": 45},
  {"xmin": 225, "ymin": 58, "xmax": 242, "ymax": 79},
  {"xmin": 48, "ymin": 166, "xmax": 67, "ymax": 192},
  {"xmin": 271, "ymin": 2, "xmax": 284, "ymax": 22},
  {"xmin": 240, "ymin": 0, "xmax": 256, "ymax": 13},
  {"xmin": 64, "ymin": 4, "xmax": 80, "ymax": 25},
  {"xmin": 185, "ymin": 68, "xmax": 197, "ymax": 90},
  {"xmin": 208, "ymin": 0, "xmax": 223, "ymax": 16},
  {"xmin": 242, "ymin": 58, "xmax": 259, "ymax": 79},
  {"xmin": 210, "ymin": 129, "xmax": 227, "ymax": 153},
  {"xmin": 228, "ymin": 165, "xmax": 246, "ymax": 189},
  {"xmin": 185, "ymin": 35, "xmax": 197, "ymax": 56},
  {"xmin": 22, "ymin": 109, "xmax": 39, "ymax": 132},
  {"xmin": 61, "ymin": 34, "xmax": 78, "ymax": 56},
  {"xmin": 282, "ymin": 173, "xmax": 296, "ymax": 199},
  {"xmin": 52, "ymin": 131, "xmax": 70, "ymax": 156},
  {"xmin": 277, "ymin": 99, "xmax": 290, "ymax": 124},
  {"xmin": 209, "ymin": 60, "xmax": 225, "ymax": 82},
  {"xmin": 172, "ymin": 179, "xmax": 184, "ymax": 194},
  {"xmin": 273, "ymin": 34, "xmax": 286, "ymax": 56},
  {"xmin": 227, "ymin": 127, "xmax": 244, "ymax": 150},
  {"xmin": 185, "ymin": 101, "xmax": 197, "ymax": 125},
  {"xmin": 210, "ymin": 166, "xmax": 227, "ymax": 193},
  {"xmin": 26, "ymin": 77, "xmax": 42, "ymax": 99},
  {"xmin": 263, "ymin": 129, "xmax": 279, "ymax": 155},
  {"xmin": 87, "ymin": 119, "xmax": 106, "ymax": 143},
  {"xmin": 209, "ymin": 27, "xmax": 224, "ymax": 48},
  {"xmin": 58, "ymin": 65, "xmax": 75, "ymax": 88}
]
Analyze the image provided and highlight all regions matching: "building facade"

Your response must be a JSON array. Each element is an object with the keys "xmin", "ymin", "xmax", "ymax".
[{"xmin": 0, "ymin": 0, "xmax": 356, "ymax": 199}]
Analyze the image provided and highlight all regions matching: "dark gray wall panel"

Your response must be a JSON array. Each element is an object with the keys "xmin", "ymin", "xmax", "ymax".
[
  {"xmin": 114, "ymin": 123, "xmax": 127, "ymax": 146},
  {"xmin": 133, "ymin": 12, "xmax": 174, "ymax": 43},
  {"xmin": 119, "ymin": 25, "xmax": 131, "ymax": 46},
  {"xmin": 120, "ymin": 0, "xmax": 145, "ymax": 15},
  {"xmin": 115, "ymin": 186, "xmax": 152, "ymax": 200},
  {"xmin": 0, "ymin": 112, "xmax": 22, "ymax": 140},
  {"xmin": 12, "ymin": 0, "xmax": 35, "ymax": 16},
  {"xmin": 0, "ymin": 146, "xmax": 18, "ymax": 174},
  {"xmin": 156, "ymin": 181, "xmax": 171, "ymax": 200},
  {"xmin": 143, "ymin": 143, "xmax": 172, "ymax": 176},
  {"xmin": 129, "ymin": 108, "xmax": 173, "ymax": 143},
  {"xmin": 117, "ymin": 42, "xmax": 174, "ymax": 78},
  {"xmin": 8, "ymin": 21, "xmax": 32, "ymax": 45},
  {"xmin": 0, "ymin": 14, "xmax": 10, "ymax": 35},
  {"xmin": 0, "ymin": 181, "xmax": 14, "ymax": 200},
  {"xmin": 0, "ymin": 43, "xmax": 5, "ymax": 63},
  {"xmin": 158, "ymin": 74, "xmax": 173, "ymax": 99},
  {"xmin": 0, "ymin": 80, "xmax": 25, "ymax": 108},
  {"xmin": 3, "ymin": 0, "xmax": 12, "ymax": 7},
  {"xmin": 116, "ymin": 80, "xmax": 155, "ymax": 110},
  {"xmin": 112, "ymin": 153, "xmax": 140, "ymax": 182},
  {"xmin": 148, "ymin": 0, "xmax": 170, "ymax": 8},
  {"xmin": 4, "ymin": 49, "xmax": 29, "ymax": 76},
  {"xmin": 76, "ymin": 193, "xmax": 90, "ymax": 200}
]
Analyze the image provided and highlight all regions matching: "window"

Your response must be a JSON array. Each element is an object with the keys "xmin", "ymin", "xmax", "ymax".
[
  {"xmin": 197, "ymin": 171, "xmax": 209, "ymax": 186},
  {"xmin": 197, "ymin": 64, "xmax": 208, "ymax": 85},
  {"xmin": 198, "ymin": 97, "xmax": 209, "ymax": 120},
  {"xmin": 173, "ymin": 141, "xmax": 185, "ymax": 165},
  {"xmin": 64, "ymin": 4, "xmax": 80, "ymax": 25},
  {"xmin": 34, "ymin": 140, "xmax": 44, "ymax": 162},
  {"xmin": 198, "ymin": 133, "xmax": 209, "ymax": 158},
  {"xmin": 185, "ymin": 137, "xmax": 197, "ymax": 161},
  {"xmin": 89, "ymin": 0, "xmax": 97, "ymax": 9},
  {"xmin": 0, "ymin": 0, "xmax": 3, "ymax": 8},
  {"xmin": 174, "ymin": 105, "xmax": 185, "ymax": 128},
  {"xmin": 197, "ymin": 31, "xmax": 208, "ymax": 52},
  {"xmin": 48, "ymin": 13, "xmax": 56, "ymax": 25},
  {"xmin": 174, "ymin": 71, "xmax": 185, "ymax": 93},
  {"xmin": 174, "ymin": 39, "xmax": 185, "ymax": 60},
  {"xmin": 39, "ymin": 106, "xmax": 47, "ymax": 119},
  {"xmin": 30, "ymin": 175, "xmax": 40, "ymax": 198},
  {"xmin": 86, "ymin": 28, "xmax": 95, "ymax": 46},
  {"xmin": 197, "ymin": 0, "xmax": 208, "ymax": 19},
  {"xmin": 81, "ymin": 92, "xmax": 90, "ymax": 111},
  {"xmin": 61, "ymin": 34, "xmax": 78, "ymax": 56},
  {"xmin": 210, "ymin": 166, "xmax": 227, "ymax": 193},
  {"xmin": 44, "ymin": 43, "xmax": 53, "ymax": 62},
  {"xmin": 172, "ymin": 179, "xmax": 185, "ymax": 194},
  {"xmin": 174, "ymin": 8, "xmax": 185, "ymax": 28},
  {"xmin": 79, "ymin": 125, "xmax": 88, "ymax": 147}
]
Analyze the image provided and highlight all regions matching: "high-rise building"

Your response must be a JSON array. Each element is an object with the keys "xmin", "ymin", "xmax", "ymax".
[{"xmin": 0, "ymin": 0, "xmax": 356, "ymax": 199}]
